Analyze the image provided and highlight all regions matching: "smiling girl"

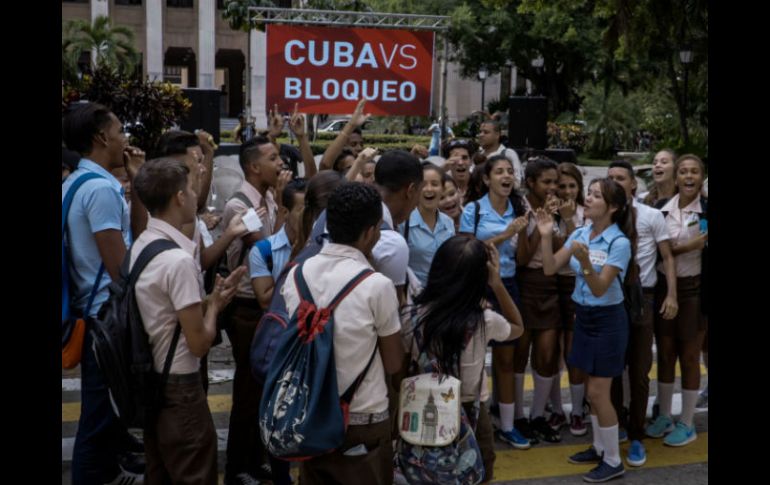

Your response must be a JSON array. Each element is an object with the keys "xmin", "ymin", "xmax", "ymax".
[
  {"xmin": 537, "ymin": 177, "xmax": 638, "ymax": 483},
  {"xmin": 460, "ymin": 155, "xmax": 529, "ymax": 449},
  {"xmin": 400, "ymin": 163, "xmax": 456, "ymax": 286},
  {"xmin": 645, "ymin": 155, "xmax": 708, "ymax": 448}
]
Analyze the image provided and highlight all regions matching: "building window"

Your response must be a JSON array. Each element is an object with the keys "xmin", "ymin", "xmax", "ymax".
[
  {"xmin": 164, "ymin": 65, "xmax": 189, "ymax": 87},
  {"xmin": 167, "ymin": 0, "xmax": 194, "ymax": 7},
  {"xmin": 116, "ymin": 0, "xmax": 142, "ymax": 5}
]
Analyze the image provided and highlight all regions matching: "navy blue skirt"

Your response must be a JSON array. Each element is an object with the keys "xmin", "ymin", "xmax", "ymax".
[{"xmin": 567, "ymin": 303, "xmax": 629, "ymax": 377}]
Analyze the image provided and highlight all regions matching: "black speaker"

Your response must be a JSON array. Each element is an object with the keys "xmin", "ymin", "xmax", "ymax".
[
  {"xmin": 181, "ymin": 89, "xmax": 221, "ymax": 144},
  {"xmin": 508, "ymin": 96, "xmax": 547, "ymax": 150}
]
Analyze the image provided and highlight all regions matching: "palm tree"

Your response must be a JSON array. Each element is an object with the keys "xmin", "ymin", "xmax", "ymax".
[{"xmin": 62, "ymin": 15, "xmax": 140, "ymax": 83}]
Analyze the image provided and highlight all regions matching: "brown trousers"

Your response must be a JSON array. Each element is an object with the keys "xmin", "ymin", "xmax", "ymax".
[
  {"xmin": 144, "ymin": 373, "xmax": 218, "ymax": 485},
  {"xmin": 224, "ymin": 299, "xmax": 266, "ymax": 477},
  {"xmin": 611, "ymin": 290, "xmax": 654, "ymax": 441},
  {"xmin": 299, "ymin": 419, "xmax": 393, "ymax": 485}
]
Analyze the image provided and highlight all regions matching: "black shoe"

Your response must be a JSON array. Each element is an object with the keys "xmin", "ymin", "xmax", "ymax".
[
  {"xmin": 252, "ymin": 463, "xmax": 273, "ymax": 481},
  {"xmin": 118, "ymin": 452, "xmax": 146, "ymax": 475},
  {"xmin": 120, "ymin": 431, "xmax": 145, "ymax": 454},
  {"xmin": 531, "ymin": 416, "xmax": 562, "ymax": 443},
  {"xmin": 514, "ymin": 418, "xmax": 540, "ymax": 445},
  {"xmin": 224, "ymin": 473, "xmax": 260, "ymax": 485}
]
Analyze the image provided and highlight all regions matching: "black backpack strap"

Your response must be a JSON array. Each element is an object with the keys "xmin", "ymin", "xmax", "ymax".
[
  {"xmin": 128, "ymin": 239, "xmax": 181, "ymax": 287},
  {"xmin": 230, "ymin": 191, "xmax": 253, "ymax": 209},
  {"xmin": 473, "ymin": 201, "xmax": 481, "ymax": 236},
  {"xmin": 403, "ymin": 218, "xmax": 410, "ymax": 243},
  {"xmin": 157, "ymin": 323, "xmax": 182, "ymax": 403}
]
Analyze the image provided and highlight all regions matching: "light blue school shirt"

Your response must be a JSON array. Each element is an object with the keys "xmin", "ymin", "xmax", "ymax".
[
  {"xmin": 565, "ymin": 223, "xmax": 631, "ymax": 306},
  {"xmin": 62, "ymin": 159, "xmax": 131, "ymax": 317},
  {"xmin": 249, "ymin": 226, "xmax": 292, "ymax": 281},
  {"xmin": 398, "ymin": 208, "xmax": 456, "ymax": 286},
  {"xmin": 459, "ymin": 194, "xmax": 517, "ymax": 278}
]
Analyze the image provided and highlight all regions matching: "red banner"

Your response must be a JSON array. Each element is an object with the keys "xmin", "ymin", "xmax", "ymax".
[{"xmin": 266, "ymin": 25, "xmax": 435, "ymax": 116}]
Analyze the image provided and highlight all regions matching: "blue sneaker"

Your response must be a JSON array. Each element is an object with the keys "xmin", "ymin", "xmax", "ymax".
[
  {"xmin": 664, "ymin": 422, "xmax": 697, "ymax": 447},
  {"xmin": 496, "ymin": 428, "xmax": 531, "ymax": 450},
  {"xmin": 618, "ymin": 428, "xmax": 628, "ymax": 443},
  {"xmin": 583, "ymin": 461, "xmax": 625, "ymax": 483},
  {"xmin": 645, "ymin": 415, "xmax": 674, "ymax": 438},
  {"xmin": 569, "ymin": 446, "xmax": 603, "ymax": 464},
  {"xmin": 626, "ymin": 440, "xmax": 646, "ymax": 467}
]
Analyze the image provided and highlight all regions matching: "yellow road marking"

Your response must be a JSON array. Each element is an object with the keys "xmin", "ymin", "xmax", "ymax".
[
  {"xmin": 62, "ymin": 363, "xmax": 707, "ymax": 422},
  {"xmin": 492, "ymin": 432, "xmax": 707, "ymax": 481}
]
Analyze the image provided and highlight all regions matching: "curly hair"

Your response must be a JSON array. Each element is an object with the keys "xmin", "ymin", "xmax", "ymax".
[{"xmin": 327, "ymin": 182, "xmax": 383, "ymax": 245}]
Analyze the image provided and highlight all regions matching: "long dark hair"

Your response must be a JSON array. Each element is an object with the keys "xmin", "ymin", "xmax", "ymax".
[
  {"xmin": 295, "ymin": 171, "xmax": 344, "ymax": 258},
  {"xmin": 410, "ymin": 235, "xmax": 489, "ymax": 376},
  {"xmin": 478, "ymin": 155, "xmax": 528, "ymax": 216},
  {"xmin": 590, "ymin": 177, "xmax": 639, "ymax": 282}
]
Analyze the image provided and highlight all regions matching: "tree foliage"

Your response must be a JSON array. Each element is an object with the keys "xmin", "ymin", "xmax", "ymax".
[
  {"xmin": 63, "ymin": 65, "xmax": 192, "ymax": 154},
  {"xmin": 62, "ymin": 15, "xmax": 140, "ymax": 85}
]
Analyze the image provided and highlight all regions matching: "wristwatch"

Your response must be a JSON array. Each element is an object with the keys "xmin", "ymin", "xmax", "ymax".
[{"xmin": 581, "ymin": 267, "xmax": 593, "ymax": 276}]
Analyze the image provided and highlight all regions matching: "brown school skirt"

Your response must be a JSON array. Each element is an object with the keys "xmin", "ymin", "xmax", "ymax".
[
  {"xmin": 516, "ymin": 267, "xmax": 561, "ymax": 330},
  {"xmin": 654, "ymin": 274, "xmax": 706, "ymax": 342},
  {"xmin": 557, "ymin": 274, "xmax": 577, "ymax": 331}
]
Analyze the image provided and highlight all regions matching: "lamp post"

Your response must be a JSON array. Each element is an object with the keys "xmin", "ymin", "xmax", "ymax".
[
  {"xmin": 679, "ymin": 46, "xmax": 693, "ymax": 146},
  {"xmin": 530, "ymin": 56, "xmax": 544, "ymax": 95},
  {"xmin": 478, "ymin": 66, "xmax": 488, "ymax": 112}
]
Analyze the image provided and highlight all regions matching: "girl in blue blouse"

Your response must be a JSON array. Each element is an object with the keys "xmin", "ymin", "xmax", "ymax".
[
  {"xmin": 536, "ymin": 177, "xmax": 638, "ymax": 483},
  {"xmin": 459, "ymin": 155, "xmax": 529, "ymax": 449},
  {"xmin": 400, "ymin": 163, "xmax": 456, "ymax": 287}
]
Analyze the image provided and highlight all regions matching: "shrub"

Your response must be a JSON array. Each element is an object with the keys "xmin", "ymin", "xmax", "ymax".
[{"xmin": 62, "ymin": 64, "xmax": 191, "ymax": 153}]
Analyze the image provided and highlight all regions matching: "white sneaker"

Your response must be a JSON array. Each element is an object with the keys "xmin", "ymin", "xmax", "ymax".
[{"xmin": 104, "ymin": 467, "xmax": 144, "ymax": 485}]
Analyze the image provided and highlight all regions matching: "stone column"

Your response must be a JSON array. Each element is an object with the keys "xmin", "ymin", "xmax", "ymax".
[
  {"xmin": 197, "ymin": 0, "xmax": 216, "ymax": 89},
  {"xmin": 145, "ymin": 0, "xmax": 163, "ymax": 81}
]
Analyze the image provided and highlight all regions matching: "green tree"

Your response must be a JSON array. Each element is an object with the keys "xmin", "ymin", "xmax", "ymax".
[{"xmin": 62, "ymin": 15, "xmax": 140, "ymax": 84}]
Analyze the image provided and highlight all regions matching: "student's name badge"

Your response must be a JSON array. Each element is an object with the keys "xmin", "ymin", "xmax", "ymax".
[{"xmin": 589, "ymin": 250, "xmax": 608, "ymax": 266}]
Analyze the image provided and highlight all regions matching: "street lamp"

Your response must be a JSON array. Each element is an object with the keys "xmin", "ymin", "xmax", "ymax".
[
  {"xmin": 478, "ymin": 65, "xmax": 488, "ymax": 112},
  {"xmin": 530, "ymin": 56, "xmax": 544, "ymax": 95},
  {"xmin": 679, "ymin": 46, "xmax": 693, "ymax": 145}
]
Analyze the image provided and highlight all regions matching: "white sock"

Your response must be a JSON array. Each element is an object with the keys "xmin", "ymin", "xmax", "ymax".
[
  {"xmin": 499, "ymin": 402, "xmax": 514, "ymax": 432},
  {"xmin": 599, "ymin": 424, "xmax": 622, "ymax": 467},
  {"xmin": 658, "ymin": 382, "xmax": 675, "ymax": 418},
  {"xmin": 622, "ymin": 368, "xmax": 631, "ymax": 409},
  {"xmin": 549, "ymin": 370, "xmax": 564, "ymax": 414},
  {"xmin": 570, "ymin": 384, "xmax": 586, "ymax": 417},
  {"xmin": 514, "ymin": 373, "xmax": 526, "ymax": 420},
  {"xmin": 680, "ymin": 389, "xmax": 699, "ymax": 427},
  {"xmin": 590, "ymin": 414, "xmax": 604, "ymax": 454},
  {"xmin": 531, "ymin": 371, "xmax": 554, "ymax": 419}
]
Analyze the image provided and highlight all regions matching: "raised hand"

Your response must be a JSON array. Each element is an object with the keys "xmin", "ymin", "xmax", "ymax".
[
  {"xmin": 288, "ymin": 103, "xmax": 306, "ymax": 137},
  {"xmin": 268, "ymin": 103, "xmax": 284, "ymax": 138},
  {"xmin": 535, "ymin": 207, "xmax": 554, "ymax": 236},
  {"xmin": 123, "ymin": 145, "xmax": 145, "ymax": 179},
  {"xmin": 558, "ymin": 198, "xmax": 576, "ymax": 220},
  {"xmin": 350, "ymin": 98, "xmax": 371, "ymax": 128}
]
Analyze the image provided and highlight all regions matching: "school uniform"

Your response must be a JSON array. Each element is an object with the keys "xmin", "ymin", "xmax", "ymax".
[
  {"xmin": 654, "ymin": 195, "xmax": 706, "ymax": 342},
  {"xmin": 400, "ymin": 208, "xmax": 456, "ymax": 286},
  {"xmin": 556, "ymin": 205, "xmax": 585, "ymax": 331},
  {"xmin": 132, "ymin": 218, "xmax": 217, "ymax": 485},
  {"xmin": 564, "ymin": 224, "xmax": 632, "ymax": 377}
]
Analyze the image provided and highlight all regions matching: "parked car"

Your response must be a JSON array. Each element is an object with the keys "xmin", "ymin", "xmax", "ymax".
[{"xmin": 317, "ymin": 117, "xmax": 372, "ymax": 133}]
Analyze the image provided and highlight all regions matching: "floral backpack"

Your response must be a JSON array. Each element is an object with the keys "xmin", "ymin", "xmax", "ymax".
[{"xmin": 396, "ymin": 309, "xmax": 485, "ymax": 485}]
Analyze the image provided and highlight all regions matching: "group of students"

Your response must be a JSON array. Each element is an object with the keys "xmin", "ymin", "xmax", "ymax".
[{"xmin": 62, "ymin": 95, "xmax": 707, "ymax": 485}]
